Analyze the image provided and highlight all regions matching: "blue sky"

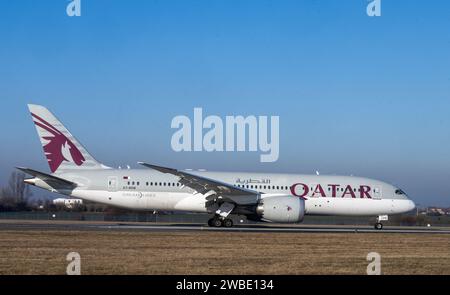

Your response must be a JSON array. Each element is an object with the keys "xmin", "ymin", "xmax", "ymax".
[{"xmin": 0, "ymin": 0, "xmax": 449, "ymax": 206}]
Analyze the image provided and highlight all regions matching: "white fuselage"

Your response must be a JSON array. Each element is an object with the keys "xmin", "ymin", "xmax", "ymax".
[{"xmin": 42, "ymin": 169, "xmax": 415, "ymax": 217}]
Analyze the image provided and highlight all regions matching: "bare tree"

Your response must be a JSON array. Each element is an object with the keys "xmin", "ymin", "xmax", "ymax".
[
  {"xmin": 0, "ymin": 172, "xmax": 32, "ymax": 211},
  {"xmin": 8, "ymin": 172, "xmax": 32, "ymax": 203}
]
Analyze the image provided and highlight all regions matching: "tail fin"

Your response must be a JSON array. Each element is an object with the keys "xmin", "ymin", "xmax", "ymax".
[{"xmin": 28, "ymin": 104, "xmax": 108, "ymax": 173}]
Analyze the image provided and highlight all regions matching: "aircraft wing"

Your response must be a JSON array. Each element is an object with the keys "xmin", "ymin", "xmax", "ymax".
[
  {"xmin": 16, "ymin": 167, "xmax": 77, "ymax": 188},
  {"xmin": 138, "ymin": 162, "xmax": 258, "ymax": 196}
]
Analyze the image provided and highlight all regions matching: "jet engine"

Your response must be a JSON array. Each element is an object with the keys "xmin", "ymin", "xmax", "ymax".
[{"xmin": 255, "ymin": 195, "xmax": 305, "ymax": 223}]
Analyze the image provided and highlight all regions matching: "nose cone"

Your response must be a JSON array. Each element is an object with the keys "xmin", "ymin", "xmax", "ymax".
[
  {"xmin": 407, "ymin": 199, "xmax": 416, "ymax": 212},
  {"xmin": 394, "ymin": 199, "xmax": 416, "ymax": 214}
]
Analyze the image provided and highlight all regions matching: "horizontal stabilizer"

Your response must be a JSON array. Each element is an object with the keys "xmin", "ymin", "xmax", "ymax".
[{"xmin": 16, "ymin": 167, "xmax": 77, "ymax": 188}]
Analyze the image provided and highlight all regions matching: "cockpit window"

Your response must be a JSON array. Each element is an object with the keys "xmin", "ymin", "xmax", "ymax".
[{"xmin": 395, "ymin": 189, "xmax": 406, "ymax": 195}]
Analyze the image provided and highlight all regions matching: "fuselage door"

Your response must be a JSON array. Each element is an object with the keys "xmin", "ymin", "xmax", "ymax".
[
  {"xmin": 373, "ymin": 186, "xmax": 382, "ymax": 199},
  {"xmin": 108, "ymin": 176, "xmax": 118, "ymax": 192}
]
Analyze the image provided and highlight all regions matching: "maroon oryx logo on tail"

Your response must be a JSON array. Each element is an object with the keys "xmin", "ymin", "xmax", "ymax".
[{"xmin": 32, "ymin": 113, "xmax": 85, "ymax": 172}]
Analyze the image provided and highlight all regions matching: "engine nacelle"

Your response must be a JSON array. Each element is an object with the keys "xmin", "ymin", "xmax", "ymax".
[{"xmin": 256, "ymin": 195, "xmax": 305, "ymax": 223}]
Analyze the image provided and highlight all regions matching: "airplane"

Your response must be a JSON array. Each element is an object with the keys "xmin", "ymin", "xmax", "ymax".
[
  {"xmin": 53, "ymin": 198, "xmax": 83, "ymax": 209},
  {"xmin": 19, "ymin": 104, "xmax": 415, "ymax": 229}
]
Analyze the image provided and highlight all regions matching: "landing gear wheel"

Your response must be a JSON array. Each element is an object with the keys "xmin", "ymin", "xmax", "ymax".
[
  {"xmin": 223, "ymin": 219, "xmax": 234, "ymax": 228},
  {"xmin": 374, "ymin": 222, "xmax": 383, "ymax": 230},
  {"xmin": 207, "ymin": 218, "xmax": 214, "ymax": 227},
  {"xmin": 212, "ymin": 218, "xmax": 223, "ymax": 228}
]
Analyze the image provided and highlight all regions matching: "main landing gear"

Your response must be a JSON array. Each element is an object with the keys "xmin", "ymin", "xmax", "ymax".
[
  {"xmin": 208, "ymin": 202, "xmax": 235, "ymax": 227},
  {"xmin": 207, "ymin": 216, "xmax": 234, "ymax": 228}
]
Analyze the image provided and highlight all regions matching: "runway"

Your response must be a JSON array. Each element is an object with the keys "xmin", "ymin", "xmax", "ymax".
[
  {"xmin": 104, "ymin": 224, "xmax": 450, "ymax": 234},
  {"xmin": 0, "ymin": 220, "xmax": 449, "ymax": 234}
]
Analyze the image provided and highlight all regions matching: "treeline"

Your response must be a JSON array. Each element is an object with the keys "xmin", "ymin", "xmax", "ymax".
[{"xmin": 0, "ymin": 172, "xmax": 32, "ymax": 211}]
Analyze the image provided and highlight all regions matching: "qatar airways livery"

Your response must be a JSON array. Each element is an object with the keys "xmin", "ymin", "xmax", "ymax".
[{"xmin": 19, "ymin": 105, "xmax": 415, "ymax": 229}]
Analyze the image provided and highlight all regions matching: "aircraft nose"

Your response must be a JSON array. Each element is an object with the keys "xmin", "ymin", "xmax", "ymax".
[{"xmin": 407, "ymin": 199, "xmax": 416, "ymax": 211}]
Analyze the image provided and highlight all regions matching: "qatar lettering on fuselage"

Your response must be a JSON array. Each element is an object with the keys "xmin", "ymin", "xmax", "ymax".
[{"xmin": 290, "ymin": 183, "xmax": 372, "ymax": 199}]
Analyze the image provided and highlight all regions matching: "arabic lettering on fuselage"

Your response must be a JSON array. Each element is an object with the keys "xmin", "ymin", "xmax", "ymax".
[{"xmin": 236, "ymin": 178, "xmax": 271, "ymax": 185}]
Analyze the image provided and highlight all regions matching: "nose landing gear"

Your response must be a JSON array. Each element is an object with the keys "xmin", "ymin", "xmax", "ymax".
[{"xmin": 374, "ymin": 215, "xmax": 388, "ymax": 230}]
